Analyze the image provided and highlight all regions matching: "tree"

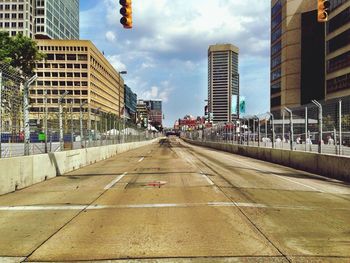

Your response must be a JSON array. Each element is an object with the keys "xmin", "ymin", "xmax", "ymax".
[{"xmin": 0, "ymin": 31, "xmax": 45, "ymax": 77}]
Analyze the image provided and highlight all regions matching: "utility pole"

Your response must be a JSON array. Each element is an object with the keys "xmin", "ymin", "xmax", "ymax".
[{"xmin": 44, "ymin": 90, "xmax": 48, "ymax": 153}]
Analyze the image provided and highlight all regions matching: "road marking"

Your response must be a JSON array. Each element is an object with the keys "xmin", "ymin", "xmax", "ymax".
[
  {"xmin": 200, "ymin": 172, "xmax": 214, "ymax": 185},
  {"xmin": 1, "ymin": 202, "xmax": 349, "ymax": 211},
  {"xmin": 138, "ymin": 157, "xmax": 145, "ymax": 162},
  {"xmin": 104, "ymin": 172, "xmax": 128, "ymax": 190},
  {"xmin": 220, "ymin": 155, "xmax": 325, "ymax": 193}
]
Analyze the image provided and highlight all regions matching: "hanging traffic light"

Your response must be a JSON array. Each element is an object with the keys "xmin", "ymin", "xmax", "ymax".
[
  {"xmin": 317, "ymin": 0, "xmax": 330, "ymax": 22},
  {"xmin": 120, "ymin": 0, "xmax": 132, "ymax": 29}
]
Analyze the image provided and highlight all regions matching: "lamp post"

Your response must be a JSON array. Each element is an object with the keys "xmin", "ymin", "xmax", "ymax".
[
  {"xmin": 59, "ymin": 91, "xmax": 69, "ymax": 151},
  {"xmin": 284, "ymin": 107, "xmax": 293, "ymax": 151},
  {"xmin": 80, "ymin": 100, "xmax": 88, "ymax": 148}
]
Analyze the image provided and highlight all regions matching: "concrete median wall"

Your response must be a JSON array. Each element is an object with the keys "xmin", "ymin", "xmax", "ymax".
[
  {"xmin": 184, "ymin": 139, "xmax": 350, "ymax": 182},
  {"xmin": 0, "ymin": 139, "xmax": 159, "ymax": 195}
]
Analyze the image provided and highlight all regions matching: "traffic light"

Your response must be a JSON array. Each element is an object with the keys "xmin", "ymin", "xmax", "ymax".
[
  {"xmin": 317, "ymin": 0, "xmax": 330, "ymax": 22},
  {"xmin": 120, "ymin": 0, "xmax": 132, "ymax": 29}
]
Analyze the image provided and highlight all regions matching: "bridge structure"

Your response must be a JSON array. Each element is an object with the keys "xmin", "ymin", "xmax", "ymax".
[{"xmin": 0, "ymin": 137, "xmax": 349, "ymax": 262}]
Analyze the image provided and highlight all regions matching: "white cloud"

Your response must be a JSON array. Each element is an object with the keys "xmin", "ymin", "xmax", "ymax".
[
  {"xmin": 106, "ymin": 55, "xmax": 127, "ymax": 72},
  {"xmin": 105, "ymin": 31, "xmax": 117, "ymax": 42}
]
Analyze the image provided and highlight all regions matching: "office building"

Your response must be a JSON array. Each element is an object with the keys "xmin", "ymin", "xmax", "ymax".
[
  {"xmin": 136, "ymin": 100, "xmax": 149, "ymax": 128},
  {"xmin": 0, "ymin": 0, "xmax": 79, "ymax": 39},
  {"xmin": 124, "ymin": 84, "xmax": 137, "ymax": 123},
  {"xmin": 326, "ymin": 0, "xmax": 350, "ymax": 99},
  {"xmin": 270, "ymin": 0, "xmax": 325, "ymax": 112},
  {"xmin": 144, "ymin": 100, "xmax": 163, "ymax": 127},
  {"xmin": 208, "ymin": 44, "xmax": 239, "ymax": 123},
  {"xmin": 30, "ymin": 39, "xmax": 124, "ymax": 127}
]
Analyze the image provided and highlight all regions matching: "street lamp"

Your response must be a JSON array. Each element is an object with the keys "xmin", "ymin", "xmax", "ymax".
[
  {"xmin": 80, "ymin": 100, "xmax": 88, "ymax": 148},
  {"xmin": 59, "ymin": 91, "xmax": 69, "ymax": 151}
]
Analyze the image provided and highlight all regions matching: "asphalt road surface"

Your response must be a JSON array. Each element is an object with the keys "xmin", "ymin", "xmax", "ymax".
[{"xmin": 0, "ymin": 137, "xmax": 349, "ymax": 262}]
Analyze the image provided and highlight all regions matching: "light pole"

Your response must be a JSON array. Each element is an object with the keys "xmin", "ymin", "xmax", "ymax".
[
  {"xmin": 254, "ymin": 115, "xmax": 260, "ymax": 147},
  {"xmin": 80, "ymin": 100, "xmax": 88, "ymax": 148},
  {"xmin": 95, "ymin": 107, "xmax": 101, "ymax": 143},
  {"xmin": 266, "ymin": 112, "xmax": 275, "ymax": 149},
  {"xmin": 59, "ymin": 91, "xmax": 69, "ymax": 151},
  {"xmin": 284, "ymin": 107, "xmax": 293, "ymax": 151},
  {"xmin": 312, "ymin": 100, "xmax": 323, "ymax": 154},
  {"xmin": 23, "ymin": 75, "xmax": 38, "ymax": 156}
]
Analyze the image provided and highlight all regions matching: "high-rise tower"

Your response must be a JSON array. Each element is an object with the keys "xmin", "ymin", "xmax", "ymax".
[{"xmin": 208, "ymin": 44, "xmax": 239, "ymax": 123}]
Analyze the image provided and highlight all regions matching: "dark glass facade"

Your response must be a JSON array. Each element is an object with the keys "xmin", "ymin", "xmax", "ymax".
[
  {"xmin": 300, "ymin": 10, "xmax": 325, "ymax": 104},
  {"xmin": 327, "ymin": 50, "xmax": 350, "ymax": 73},
  {"xmin": 327, "ymin": 28, "xmax": 350, "ymax": 53}
]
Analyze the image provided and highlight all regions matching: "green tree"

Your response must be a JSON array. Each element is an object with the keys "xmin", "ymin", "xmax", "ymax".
[{"xmin": 0, "ymin": 31, "xmax": 45, "ymax": 77}]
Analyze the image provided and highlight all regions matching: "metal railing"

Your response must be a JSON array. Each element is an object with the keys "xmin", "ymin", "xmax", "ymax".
[
  {"xmin": 0, "ymin": 64, "xmax": 161, "ymax": 158},
  {"xmin": 183, "ymin": 96, "xmax": 350, "ymax": 157}
]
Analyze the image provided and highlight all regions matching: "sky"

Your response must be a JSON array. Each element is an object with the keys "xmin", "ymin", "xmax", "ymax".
[{"xmin": 80, "ymin": 0, "xmax": 271, "ymax": 127}]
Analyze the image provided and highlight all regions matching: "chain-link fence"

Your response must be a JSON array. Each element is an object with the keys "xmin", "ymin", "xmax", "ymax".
[
  {"xmin": 184, "ymin": 96, "xmax": 350, "ymax": 157},
  {"xmin": 0, "ymin": 64, "xmax": 160, "ymax": 158}
]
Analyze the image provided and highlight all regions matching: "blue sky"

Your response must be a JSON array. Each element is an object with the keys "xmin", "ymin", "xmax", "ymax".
[{"xmin": 80, "ymin": 0, "xmax": 270, "ymax": 127}]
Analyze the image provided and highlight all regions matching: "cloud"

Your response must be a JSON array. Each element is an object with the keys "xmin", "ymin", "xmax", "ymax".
[
  {"xmin": 106, "ymin": 55, "xmax": 127, "ymax": 72},
  {"xmin": 105, "ymin": 31, "xmax": 117, "ymax": 42}
]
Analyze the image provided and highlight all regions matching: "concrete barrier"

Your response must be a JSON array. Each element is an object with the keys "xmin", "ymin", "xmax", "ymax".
[
  {"xmin": 184, "ymin": 139, "xmax": 350, "ymax": 182},
  {"xmin": 0, "ymin": 139, "xmax": 159, "ymax": 195}
]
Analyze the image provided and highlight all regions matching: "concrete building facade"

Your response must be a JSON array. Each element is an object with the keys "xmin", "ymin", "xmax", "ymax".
[
  {"xmin": 144, "ymin": 100, "xmax": 162, "ymax": 127},
  {"xmin": 30, "ymin": 39, "xmax": 124, "ymax": 126},
  {"xmin": 0, "ymin": 0, "xmax": 79, "ymax": 39},
  {"xmin": 208, "ymin": 44, "xmax": 239, "ymax": 123},
  {"xmin": 270, "ymin": 0, "xmax": 325, "ymax": 112},
  {"xmin": 326, "ymin": 0, "xmax": 350, "ymax": 99},
  {"xmin": 270, "ymin": 0, "xmax": 350, "ymax": 112}
]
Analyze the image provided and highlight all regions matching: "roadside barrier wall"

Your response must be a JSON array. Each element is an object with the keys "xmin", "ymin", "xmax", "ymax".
[
  {"xmin": 0, "ymin": 139, "xmax": 159, "ymax": 195},
  {"xmin": 184, "ymin": 139, "xmax": 350, "ymax": 182}
]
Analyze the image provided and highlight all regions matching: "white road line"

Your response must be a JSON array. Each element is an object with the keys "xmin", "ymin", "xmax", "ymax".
[
  {"xmin": 200, "ymin": 172, "xmax": 214, "ymax": 185},
  {"xmin": 220, "ymin": 155, "xmax": 325, "ymax": 193},
  {"xmin": 138, "ymin": 157, "xmax": 145, "ymax": 162},
  {"xmin": 1, "ymin": 202, "xmax": 349, "ymax": 211},
  {"xmin": 104, "ymin": 172, "xmax": 128, "ymax": 190}
]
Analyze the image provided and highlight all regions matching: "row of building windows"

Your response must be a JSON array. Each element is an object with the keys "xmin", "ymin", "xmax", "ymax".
[
  {"xmin": 330, "ymin": 0, "xmax": 348, "ymax": 12},
  {"xmin": 36, "ymin": 81, "xmax": 88, "ymax": 87},
  {"xmin": 327, "ymin": 73, "xmax": 350, "ymax": 93},
  {"xmin": 36, "ymin": 72, "xmax": 88, "ymax": 78},
  {"xmin": 271, "ymin": 0, "xmax": 282, "ymax": 17},
  {"xmin": 30, "ymin": 89, "xmax": 87, "ymax": 95},
  {"xmin": 327, "ymin": 50, "xmax": 350, "ymax": 73},
  {"xmin": 37, "ymin": 63, "xmax": 88, "ymax": 69},
  {"xmin": 272, "ymin": 12, "xmax": 282, "ymax": 30},
  {"xmin": 30, "ymin": 98, "xmax": 85, "ymax": 104},
  {"xmin": 328, "ymin": 7, "xmax": 350, "ymax": 33},
  {"xmin": 271, "ymin": 40, "xmax": 281, "ymax": 56},
  {"xmin": 38, "ymin": 46, "xmax": 88, "ymax": 52},
  {"xmin": 327, "ymin": 28, "xmax": 350, "ymax": 53},
  {"xmin": 0, "ymin": 12, "xmax": 24, "ymax": 19},
  {"xmin": 0, "ymin": 4, "xmax": 24, "ymax": 11},
  {"xmin": 271, "ymin": 56, "xmax": 281, "ymax": 69},
  {"xmin": 271, "ymin": 26, "xmax": 282, "ymax": 43},
  {"xmin": 45, "ymin": 53, "xmax": 88, "ymax": 61},
  {"xmin": 0, "ymin": 21, "xmax": 23, "ymax": 27}
]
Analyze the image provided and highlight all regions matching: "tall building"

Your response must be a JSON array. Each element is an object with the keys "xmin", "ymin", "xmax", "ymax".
[
  {"xmin": 144, "ymin": 100, "xmax": 162, "ymax": 127},
  {"xmin": 325, "ymin": 0, "xmax": 350, "ymax": 99},
  {"xmin": 208, "ymin": 44, "xmax": 239, "ymax": 123},
  {"xmin": 124, "ymin": 84, "xmax": 137, "ymax": 123},
  {"xmin": 30, "ymin": 39, "xmax": 124, "ymax": 127},
  {"xmin": 270, "ymin": 0, "xmax": 325, "ymax": 112},
  {"xmin": 0, "ymin": 0, "xmax": 79, "ymax": 39},
  {"xmin": 136, "ymin": 100, "xmax": 149, "ymax": 128}
]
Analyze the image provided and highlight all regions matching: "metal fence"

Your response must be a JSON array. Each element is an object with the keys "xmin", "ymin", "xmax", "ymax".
[
  {"xmin": 183, "ymin": 96, "xmax": 350, "ymax": 157},
  {"xmin": 0, "ymin": 64, "xmax": 160, "ymax": 158}
]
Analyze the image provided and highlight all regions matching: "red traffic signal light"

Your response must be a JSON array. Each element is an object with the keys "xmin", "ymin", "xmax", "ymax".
[
  {"xmin": 317, "ymin": 0, "xmax": 330, "ymax": 22},
  {"xmin": 120, "ymin": 0, "xmax": 132, "ymax": 29}
]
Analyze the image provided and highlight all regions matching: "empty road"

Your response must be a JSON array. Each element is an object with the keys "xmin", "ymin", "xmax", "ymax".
[{"xmin": 0, "ymin": 137, "xmax": 349, "ymax": 262}]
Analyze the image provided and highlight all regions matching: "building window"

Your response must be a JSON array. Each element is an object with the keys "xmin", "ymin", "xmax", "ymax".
[
  {"xmin": 327, "ymin": 50, "xmax": 350, "ymax": 73},
  {"xmin": 272, "ymin": 0, "xmax": 282, "ymax": 17},
  {"xmin": 271, "ymin": 26, "xmax": 282, "ymax": 43},
  {"xmin": 67, "ymin": 54, "xmax": 76, "ymax": 61},
  {"xmin": 78, "ymin": 54, "xmax": 87, "ymax": 61},
  {"xmin": 271, "ymin": 96, "xmax": 281, "ymax": 107},
  {"xmin": 56, "ymin": 54, "xmax": 65, "ymax": 60},
  {"xmin": 271, "ymin": 68, "xmax": 281, "ymax": 81},
  {"xmin": 327, "ymin": 73, "xmax": 350, "ymax": 93},
  {"xmin": 271, "ymin": 82, "xmax": 281, "ymax": 95},
  {"xmin": 272, "ymin": 12, "xmax": 282, "ymax": 30},
  {"xmin": 330, "ymin": 0, "xmax": 348, "ymax": 12},
  {"xmin": 327, "ymin": 28, "xmax": 350, "ymax": 54},
  {"xmin": 271, "ymin": 56, "xmax": 281, "ymax": 69},
  {"xmin": 328, "ymin": 7, "xmax": 350, "ymax": 34}
]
